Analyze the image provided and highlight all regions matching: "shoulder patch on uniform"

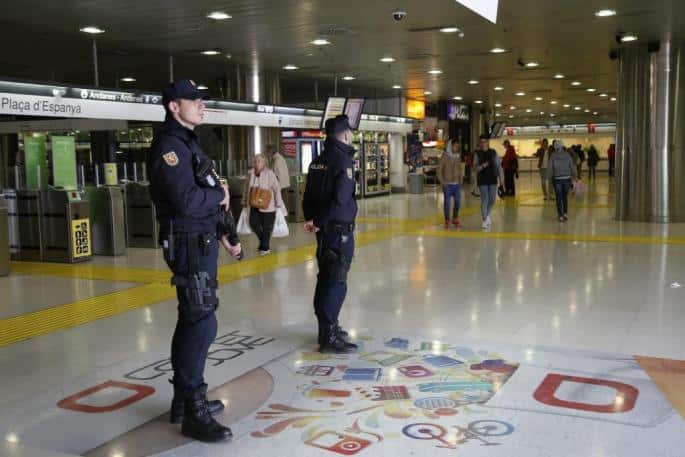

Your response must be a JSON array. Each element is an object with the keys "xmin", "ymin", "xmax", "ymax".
[
  {"xmin": 346, "ymin": 168, "xmax": 353, "ymax": 179},
  {"xmin": 163, "ymin": 151, "xmax": 179, "ymax": 167}
]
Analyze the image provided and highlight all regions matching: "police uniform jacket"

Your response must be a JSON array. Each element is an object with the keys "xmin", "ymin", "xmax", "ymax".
[
  {"xmin": 148, "ymin": 118, "xmax": 224, "ymax": 234},
  {"xmin": 303, "ymin": 138, "xmax": 357, "ymax": 229}
]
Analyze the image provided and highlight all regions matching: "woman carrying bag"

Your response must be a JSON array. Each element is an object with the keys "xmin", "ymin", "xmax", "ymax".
[{"xmin": 241, "ymin": 154, "xmax": 285, "ymax": 255}]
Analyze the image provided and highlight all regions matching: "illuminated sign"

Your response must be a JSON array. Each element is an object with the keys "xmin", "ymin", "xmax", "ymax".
[{"xmin": 406, "ymin": 100, "xmax": 426, "ymax": 119}]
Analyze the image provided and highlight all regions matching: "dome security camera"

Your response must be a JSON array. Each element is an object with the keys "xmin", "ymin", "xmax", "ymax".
[{"xmin": 392, "ymin": 11, "xmax": 407, "ymax": 21}]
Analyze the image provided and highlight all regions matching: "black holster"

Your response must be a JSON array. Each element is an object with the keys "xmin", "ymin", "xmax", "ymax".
[
  {"xmin": 171, "ymin": 233, "xmax": 219, "ymax": 323},
  {"xmin": 319, "ymin": 248, "xmax": 350, "ymax": 283}
]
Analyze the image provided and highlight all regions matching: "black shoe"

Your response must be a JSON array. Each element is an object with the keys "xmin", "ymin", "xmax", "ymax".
[
  {"xmin": 335, "ymin": 321, "xmax": 349, "ymax": 338},
  {"xmin": 181, "ymin": 385, "xmax": 233, "ymax": 442},
  {"xmin": 169, "ymin": 380, "xmax": 225, "ymax": 424},
  {"xmin": 320, "ymin": 324, "xmax": 358, "ymax": 354}
]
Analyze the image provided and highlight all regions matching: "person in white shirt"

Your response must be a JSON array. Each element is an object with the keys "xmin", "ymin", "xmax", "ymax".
[{"xmin": 265, "ymin": 144, "xmax": 291, "ymax": 207}]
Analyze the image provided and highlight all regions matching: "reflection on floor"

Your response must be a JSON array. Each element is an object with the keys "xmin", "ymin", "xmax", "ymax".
[{"xmin": 2, "ymin": 177, "xmax": 685, "ymax": 456}]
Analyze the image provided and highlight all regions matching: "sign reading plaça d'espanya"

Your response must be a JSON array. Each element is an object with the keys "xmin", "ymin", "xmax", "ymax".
[{"xmin": 1, "ymin": 95, "xmax": 82, "ymax": 116}]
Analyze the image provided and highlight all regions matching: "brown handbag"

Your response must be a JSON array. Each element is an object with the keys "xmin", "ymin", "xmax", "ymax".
[{"xmin": 249, "ymin": 175, "xmax": 272, "ymax": 210}]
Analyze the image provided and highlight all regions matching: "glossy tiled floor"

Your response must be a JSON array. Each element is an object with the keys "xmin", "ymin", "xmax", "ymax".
[{"xmin": 2, "ymin": 174, "xmax": 685, "ymax": 456}]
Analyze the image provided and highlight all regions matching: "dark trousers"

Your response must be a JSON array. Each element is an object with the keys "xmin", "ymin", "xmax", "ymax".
[
  {"xmin": 588, "ymin": 165, "xmax": 597, "ymax": 180},
  {"xmin": 553, "ymin": 178, "xmax": 573, "ymax": 218},
  {"xmin": 504, "ymin": 170, "xmax": 516, "ymax": 196},
  {"xmin": 443, "ymin": 184, "xmax": 461, "ymax": 220},
  {"xmin": 164, "ymin": 234, "xmax": 219, "ymax": 395},
  {"xmin": 249, "ymin": 207, "xmax": 276, "ymax": 251},
  {"xmin": 314, "ymin": 227, "xmax": 354, "ymax": 328},
  {"xmin": 609, "ymin": 159, "xmax": 615, "ymax": 177}
]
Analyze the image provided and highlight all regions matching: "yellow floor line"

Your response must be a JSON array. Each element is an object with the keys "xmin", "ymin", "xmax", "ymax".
[{"xmin": 410, "ymin": 229, "xmax": 685, "ymax": 246}]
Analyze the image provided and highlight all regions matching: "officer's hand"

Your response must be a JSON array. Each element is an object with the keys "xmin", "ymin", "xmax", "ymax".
[
  {"xmin": 220, "ymin": 235, "xmax": 242, "ymax": 258},
  {"xmin": 304, "ymin": 220, "xmax": 319, "ymax": 233},
  {"xmin": 219, "ymin": 185, "xmax": 230, "ymax": 211}
]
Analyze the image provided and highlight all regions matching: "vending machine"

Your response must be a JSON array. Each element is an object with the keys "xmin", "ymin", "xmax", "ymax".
[{"xmin": 362, "ymin": 132, "xmax": 391, "ymax": 197}]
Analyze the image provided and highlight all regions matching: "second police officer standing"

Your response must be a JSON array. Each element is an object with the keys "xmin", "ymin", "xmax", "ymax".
[
  {"xmin": 303, "ymin": 114, "xmax": 359, "ymax": 354},
  {"xmin": 148, "ymin": 80, "xmax": 242, "ymax": 443}
]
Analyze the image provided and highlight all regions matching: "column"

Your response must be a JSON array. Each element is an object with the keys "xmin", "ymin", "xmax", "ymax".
[{"xmin": 616, "ymin": 41, "xmax": 685, "ymax": 222}]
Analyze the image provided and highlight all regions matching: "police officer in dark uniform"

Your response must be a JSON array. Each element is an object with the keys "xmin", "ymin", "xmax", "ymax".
[
  {"xmin": 303, "ymin": 114, "xmax": 359, "ymax": 354},
  {"xmin": 148, "ymin": 80, "xmax": 242, "ymax": 442}
]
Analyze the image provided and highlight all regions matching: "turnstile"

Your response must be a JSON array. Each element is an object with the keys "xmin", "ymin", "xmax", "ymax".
[
  {"xmin": 85, "ymin": 186, "xmax": 126, "ymax": 256},
  {"xmin": 227, "ymin": 176, "xmax": 247, "ymax": 220},
  {"xmin": 0, "ymin": 195, "xmax": 9, "ymax": 276},
  {"xmin": 125, "ymin": 182, "xmax": 159, "ymax": 248},
  {"xmin": 286, "ymin": 175, "xmax": 306, "ymax": 223},
  {"xmin": 5, "ymin": 189, "xmax": 43, "ymax": 261},
  {"xmin": 40, "ymin": 189, "xmax": 92, "ymax": 263}
]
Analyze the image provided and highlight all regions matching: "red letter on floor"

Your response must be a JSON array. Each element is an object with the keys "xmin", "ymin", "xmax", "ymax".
[
  {"xmin": 57, "ymin": 380, "xmax": 155, "ymax": 413},
  {"xmin": 534, "ymin": 374, "xmax": 639, "ymax": 413}
]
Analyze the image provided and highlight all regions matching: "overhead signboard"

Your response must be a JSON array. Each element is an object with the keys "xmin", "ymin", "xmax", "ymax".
[
  {"xmin": 320, "ymin": 97, "xmax": 347, "ymax": 129},
  {"xmin": 344, "ymin": 98, "xmax": 365, "ymax": 129},
  {"xmin": 455, "ymin": 0, "xmax": 499, "ymax": 24},
  {"xmin": 406, "ymin": 100, "xmax": 426, "ymax": 120}
]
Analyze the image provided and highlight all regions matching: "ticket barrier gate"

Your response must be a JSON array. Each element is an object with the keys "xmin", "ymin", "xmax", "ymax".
[
  {"xmin": 0, "ymin": 195, "xmax": 9, "ymax": 276},
  {"xmin": 125, "ymin": 182, "xmax": 159, "ymax": 248},
  {"xmin": 85, "ymin": 186, "xmax": 126, "ymax": 256},
  {"xmin": 4, "ymin": 189, "xmax": 43, "ymax": 261},
  {"xmin": 227, "ymin": 176, "xmax": 247, "ymax": 221},
  {"xmin": 40, "ymin": 189, "xmax": 92, "ymax": 263},
  {"xmin": 286, "ymin": 175, "xmax": 306, "ymax": 223}
]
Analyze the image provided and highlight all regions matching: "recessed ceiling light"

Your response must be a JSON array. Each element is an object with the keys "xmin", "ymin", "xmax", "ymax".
[
  {"xmin": 468, "ymin": 79, "xmax": 479, "ymax": 85},
  {"xmin": 509, "ymin": 115, "xmax": 515, "ymax": 118},
  {"xmin": 283, "ymin": 64, "xmax": 299, "ymax": 70},
  {"xmin": 586, "ymin": 88, "xmax": 597, "ymax": 92},
  {"xmin": 80, "ymin": 26, "xmax": 105, "ymax": 34},
  {"xmin": 494, "ymin": 86, "xmax": 504, "ymax": 91},
  {"xmin": 380, "ymin": 57, "xmax": 395, "ymax": 63},
  {"xmin": 490, "ymin": 47, "xmax": 506, "ymax": 54},
  {"xmin": 575, "ymin": 106, "xmax": 582, "ymax": 110},
  {"xmin": 554, "ymin": 73, "xmax": 565, "ymax": 79},
  {"xmin": 611, "ymin": 97, "xmax": 617, "ymax": 101},
  {"xmin": 550, "ymin": 100, "xmax": 558, "ymax": 104},
  {"xmin": 594, "ymin": 111, "xmax": 599, "ymax": 115},
  {"xmin": 311, "ymin": 39, "xmax": 331, "ymax": 46},
  {"xmin": 621, "ymin": 34, "xmax": 638, "ymax": 42},
  {"xmin": 428, "ymin": 69, "xmax": 443, "ymax": 75},
  {"xmin": 440, "ymin": 26, "xmax": 460, "ymax": 33},
  {"xmin": 496, "ymin": 113, "xmax": 502, "ymax": 117},
  {"xmin": 585, "ymin": 109, "xmax": 591, "ymax": 113},
  {"xmin": 540, "ymin": 111, "xmax": 545, "ymax": 115},
  {"xmin": 516, "ymin": 92, "xmax": 526, "ymax": 96},
  {"xmin": 494, "ymin": 103, "xmax": 502, "ymax": 107},
  {"xmin": 535, "ymin": 96, "xmax": 543, "ymax": 101},
  {"xmin": 201, "ymin": 50, "xmax": 220, "ymax": 55},
  {"xmin": 424, "ymin": 91, "xmax": 432, "ymax": 95},
  {"xmin": 197, "ymin": 85, "xmax": 208, "ymax": 90},
  {"xmin": 526, "ymin": 109, "xmax": 533, "ymax": 113},
  {"xmin": 342, "ymin": 75, "xmax": 355, "ymax": 81},
  {"xmin": 595, "ymin": 9, "xmax": 617, "ymax": 17},
  {"xmin": 571, "ymin": 81, "xmax": 582, "ymax": 86},
  {"xmin": 120, "ymin": 77, "xmax": 136, "ymax": 82},
  {"xmin": 207, "ymin": 11, "xmax": 232, "ymax": 20},
  {"xmin": 453, "ymin": 96, "xmax": 463, "ymax": 100},
  {"xmin": 525, "ymin": 61, "xmax": 540, "ymax": 68},
  {"xmin": 226, "ymin": 54, "xmax": 232, "ymax": 59},
  {"xmin": 599, "ymin": 93, "xmax": 608, "ymax": 97},
  {"xmin": 510, "ymin": 105, "xmax": 516, "ymax": 110},
  {"xmin": 475, "ymin": 100, "xmax": 483, "ymax": 104},
  {"xmin": 392, "ymin": 85, "xmax": 402, "ymax": 89},
  {"xmin": 564, "ymin": 104, "xmax": 571, "ymax": 108},
  {"xmin": 550, "ymin": 113, "xmax": 556, "ymax": 117}
]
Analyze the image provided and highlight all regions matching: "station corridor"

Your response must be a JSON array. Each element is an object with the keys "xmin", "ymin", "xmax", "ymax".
[{"xmin": 2, "ymin": 177, "xmax": 685, "ymax": 456}]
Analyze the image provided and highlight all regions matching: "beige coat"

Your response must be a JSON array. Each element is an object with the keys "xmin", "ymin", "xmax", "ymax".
[
  {"xmin": 437, "ymin": 153, "xmax": 464, "ymax": 185},
  {"xmin": 271, "ymin": 152, "xmax": 291, "ymax": 189},
  {"xmin": 242, "ymin": 168, "xmax": 285, "ymax": 213}
]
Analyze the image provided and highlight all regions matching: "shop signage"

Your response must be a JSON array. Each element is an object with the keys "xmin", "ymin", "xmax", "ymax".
[
  {"xmin": 406, "ymin": 100, "xmax": 426, "ymax": 120},
  {"xmin": 448, "ymin": 103, "xmax": 470, "ymax": 122}
]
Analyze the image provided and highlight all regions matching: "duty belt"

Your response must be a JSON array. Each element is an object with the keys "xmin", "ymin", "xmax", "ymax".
[{"xmin": 327, "ymin": 221, "xmax": 355, "ymax": 233}]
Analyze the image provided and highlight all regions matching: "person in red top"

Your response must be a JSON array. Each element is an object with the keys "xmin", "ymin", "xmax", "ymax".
[
  {"xmin": 607, "ymin": 143, "xmax": 616, "ymax": 177},
  {"xmin": 502, "ymin": 140, "xmax": 519, "ymax": 196}
]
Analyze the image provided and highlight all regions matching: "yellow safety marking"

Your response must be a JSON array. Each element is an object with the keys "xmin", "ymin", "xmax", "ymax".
[
  {"xmin": 410, "ymin": 229, "xmax": 685, "ymax": 246},
  {"xmin": 9, "ymin": 261, "xmax": 168, "ymax": 284},
  {"xmin": 0, "ymin": 283, "xmax": 175, "ymax": 347},
  {"xmin": 515, "ymin": 203, "xmax": 615, "ymax": 209}
]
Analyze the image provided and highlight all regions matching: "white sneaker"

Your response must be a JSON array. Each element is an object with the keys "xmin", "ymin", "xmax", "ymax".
[
  {"xmin": 481, "ymin": 218, "xmax": 489, "ymax": 229},
  {"xmin": 259, "ymin": 249, "xmax": 272, "ymax": 256}
]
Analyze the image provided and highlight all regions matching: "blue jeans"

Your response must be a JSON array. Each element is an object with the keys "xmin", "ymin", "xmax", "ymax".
[
  {"xmin": 443, "ymin": 184, "xmax": 461, "ymax": 220},
  {"xmin": 479, "ymin": 185, "xmax": 498, "ymax": 219},
  {"xmin": 553, "ymin": 178, "xmax": 572, "ymax": 217}
]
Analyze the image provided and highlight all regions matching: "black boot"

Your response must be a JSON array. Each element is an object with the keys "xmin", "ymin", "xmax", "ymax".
[
  {"xmin": 181, "ymin": 385, "xmax": 233, "ymax": 442},
  {"xmin": 320, "ymin": 324, "xmax": 358, "ymax": 354},
  {"xmin": 335, "ymin": 321, "xmax": 349, "ymax": 339},
  {"xmin": 169, "ymin": 380, "xmax": 225, "ymax": 424}
]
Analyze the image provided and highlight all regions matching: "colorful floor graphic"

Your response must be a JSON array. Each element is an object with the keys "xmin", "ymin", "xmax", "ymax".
[{"xmin": 219, "ymin": 335, "xmax": 685, "ymax": 457}]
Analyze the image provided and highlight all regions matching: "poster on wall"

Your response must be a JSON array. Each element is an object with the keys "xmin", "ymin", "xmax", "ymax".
[
  {"xmin": 51, "ymin": 136, "xmax": 77, "ymax": 189},
  {"xmin": 23, "ymin": 136, "xmax": 48, "ymax": 190}
]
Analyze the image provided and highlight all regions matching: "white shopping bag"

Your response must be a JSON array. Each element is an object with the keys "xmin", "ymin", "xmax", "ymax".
[
  {"xmin": 272, "ymin": 208, "xmax": 290, "ymax": 238},
  {"xmin": 237, "ymin": 208, "xmax": 252, "ymax": 235}
]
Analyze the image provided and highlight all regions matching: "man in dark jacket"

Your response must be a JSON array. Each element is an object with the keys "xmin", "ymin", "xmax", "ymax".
[
  {"xmin": 148, "ymin": 79, "xmax": 241, "ymax": 443},
  {"xmin": 303, "ymin": 115, "xmax": 358, "ymax": 354}
]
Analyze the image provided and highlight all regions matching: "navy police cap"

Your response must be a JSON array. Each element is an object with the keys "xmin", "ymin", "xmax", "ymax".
[
  {"xmin": 325, "ymin": 114, "xmax": 351, "ymax": 136},
  {"xmin": 162, "ymin": 79, "xmax": 206, "ymax": 108}
]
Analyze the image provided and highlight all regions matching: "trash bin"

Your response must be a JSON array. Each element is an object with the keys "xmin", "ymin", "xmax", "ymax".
[
  {"xmin": 0, "ymin": 195, "xmax": 9, "ymax": 276},
  {"xmin": 408, "ymin": 173, "xmax": 425, "ymax": 194}
]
